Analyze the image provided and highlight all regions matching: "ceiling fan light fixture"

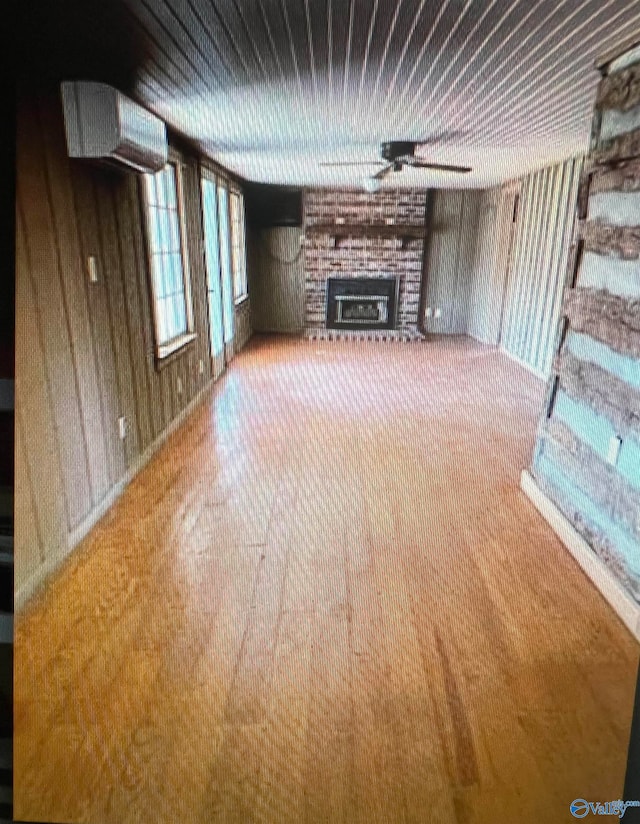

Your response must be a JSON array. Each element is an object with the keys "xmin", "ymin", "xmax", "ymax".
[{"xmin": 363, "ymin": 176, "xmax": 381, "ymax": 193}]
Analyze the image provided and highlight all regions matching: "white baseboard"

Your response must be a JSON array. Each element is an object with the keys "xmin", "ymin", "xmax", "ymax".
[
  {"xmin": 500, "ymin": 347, "xmax": 547, "ymax": 381},
  {"xmin": 520, "ymin": 470, "xmax": 640, "ymax": 642},
  {"xmin": 15, "ymin": 381, "xmax": 214, "ymax": 613}
]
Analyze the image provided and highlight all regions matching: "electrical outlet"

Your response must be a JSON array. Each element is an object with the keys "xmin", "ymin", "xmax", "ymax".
[
  {"xmin": 87, "ymin": 256, "xmax": 98, "ymax": 283},
  {"xmin": 385, "ymin": 217, "xmax": 395, "ymax": 225},
  {"xmin": 118, "ymin": 416, "xmax": 127, "ymax": 440},
  {"xmin": 199, "ymin": 359, "xmax": 204, "ymax": 375},
  {"xmin": 425, "ymin": 307, "xmax": 433, "ymax": 318},
  {"xmin": 434, "ymin": 307, "xmax": 442, "ymax": 319},
  {"xmin": 177, "ymin": 377, "xmax": 183, "ymax": 394},
  {"xmin": 606, "ymin": 435, "xmax": 622, "ymax": 466}
]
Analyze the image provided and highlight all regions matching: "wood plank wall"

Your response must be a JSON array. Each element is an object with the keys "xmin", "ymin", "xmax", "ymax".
[
  {"xmin": 422, "ymin": 185, "xmax": 517, "ymax": 345},
  {"xmin": 422, "ymin": 190, "xmax": 483, "ymax": 335},
  {"xmin": 500, "ymin": 157, "xmax": 583, "ymax": 377},
  {"xmin": 234, "ymin": 300, "xmax": 253, "ymax": 351},
  {"xmin": 531, "ymin": 52, "xmax": 640, "ymax": 604},
  {"xmin": 423, "ymin": 160, "xmax": 582, "ymax": 374},
  {"xmin": 15, "ymin": 86, "xmax": 252, "ymax": 603},
  {"xmin": 247, "ymin": 227, "xmax": 305, "ymax": 333},
  {"xmin": 467, "ymin": 185, "xmax": 520, "ymax": 345}
]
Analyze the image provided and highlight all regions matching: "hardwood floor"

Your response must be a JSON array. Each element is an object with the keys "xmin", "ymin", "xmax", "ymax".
[{"xmin": 15, "ymin": 336, "xmax": 639, "ymax": 824}]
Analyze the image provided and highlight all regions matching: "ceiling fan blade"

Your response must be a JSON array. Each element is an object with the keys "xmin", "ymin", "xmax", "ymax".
[
  {"xmin": 409, "ymin": 160, "xmax": 472, "ymax": 173},
  {"xmin": 318, "ymin": 161, "xmax": 386, "ymax": 167}
]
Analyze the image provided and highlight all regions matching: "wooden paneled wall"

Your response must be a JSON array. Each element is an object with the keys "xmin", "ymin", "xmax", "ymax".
[
  {"xmin": 466, "ymin": 185, "xmax": 520, "ymax": 345},
  {"xmin": 15, "ymin": 87, "xmax": 251, "ymax": 604},
  {"xmin": 247, "ymin": 227, "xmax": 305, "ymax": 334},
  {"xmin": 531, "ymin": 49, "xmax": 640, "ymax": 604},
  {"xmin": 422, "ymin": 189, "xmax": 482, "ymax": 335},
  {"xmin": 500, "ymin": 157, "xmax": 583, "ymax": 377},
  {"xmin": 422, "ymin": 186, "xmax": 517, "ymax": 345},
  {"xmin": 234, "ymin": 299, "xmax": 253, "ymax": 351},
  {"xmin": 424, "ymin": 160, "xmax": 582, "ymax": 371}
]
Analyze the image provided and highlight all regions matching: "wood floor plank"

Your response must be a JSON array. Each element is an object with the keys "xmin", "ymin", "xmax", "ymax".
[{"xmin": 14, "ymin": 336, "xmax": 639, "ymax": 824}]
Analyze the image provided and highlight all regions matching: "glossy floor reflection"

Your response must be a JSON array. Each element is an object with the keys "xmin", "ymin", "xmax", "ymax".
[{"xmin": 15, "ymin": 336, "xmax": 639, "ymax": 823}]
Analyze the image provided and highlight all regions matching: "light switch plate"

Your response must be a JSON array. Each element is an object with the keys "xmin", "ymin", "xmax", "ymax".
[
  {"xmin": 434, "ymin": 308, "xmax": 442, "ymax": 319},
  {"xmin": 177, "ymin": 377, "xmax": 183, "ymax": 394},
  {"xmin": 118, "ymin": 416, "xmax": 127, "ymax": 440}
]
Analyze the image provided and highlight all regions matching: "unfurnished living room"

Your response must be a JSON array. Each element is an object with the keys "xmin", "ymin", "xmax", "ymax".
[{"xmin": 12, "ymin": 1, "xmax": 640, "ymax": 822}]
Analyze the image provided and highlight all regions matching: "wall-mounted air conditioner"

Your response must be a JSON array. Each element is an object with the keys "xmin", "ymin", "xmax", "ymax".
[{"xmin": 60, "ymin": 81, "xmax": 168, "ymax": 174}]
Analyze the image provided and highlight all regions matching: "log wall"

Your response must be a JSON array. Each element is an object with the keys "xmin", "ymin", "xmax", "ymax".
[{"xmin": 531, "ymin": 47, "xmax": 640, "ymax": 604}]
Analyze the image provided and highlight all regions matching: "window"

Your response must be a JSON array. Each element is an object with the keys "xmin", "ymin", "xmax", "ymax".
[
  {"xmin": 142, "ymin": 161, "xmax": 195, "ymax": 359},
  {"xmin": 229, "ymin": 191, "xmax": 248, "ymax": 302}
]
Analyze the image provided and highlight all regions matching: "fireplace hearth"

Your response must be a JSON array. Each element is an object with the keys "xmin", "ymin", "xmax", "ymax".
[{"xmin": 326, "ymin": 277, "xmax": 399, "ymax": 331}]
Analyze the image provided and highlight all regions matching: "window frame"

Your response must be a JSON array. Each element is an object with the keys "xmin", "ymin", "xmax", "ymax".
[
  {"xmin": 216, "ymin": 178, "xmax": 235, "ymax": 345},
  {"xmin": 199, "ymin": 166, "xmax": 226, "ymax": 360},
  {"xmin": 140, "ymin": 153, "xmax": 197, "ymax": 365},
  {"xmin": 229, "ymin": 187, "xmax": 248, "ymax": 305}
]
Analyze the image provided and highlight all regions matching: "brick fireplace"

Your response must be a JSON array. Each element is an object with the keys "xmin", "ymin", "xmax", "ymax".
[{"xmin": 303, "ymin": 188, "xmax": 428, "ymax": 338}]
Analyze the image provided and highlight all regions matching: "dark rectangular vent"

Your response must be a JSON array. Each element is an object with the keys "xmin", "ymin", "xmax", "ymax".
[{"xmin": 245, "ymin": 184, "xmax": 302, "ymax": 228}]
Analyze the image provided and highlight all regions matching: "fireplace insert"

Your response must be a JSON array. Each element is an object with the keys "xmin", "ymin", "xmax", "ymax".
[{"xmin": 325, "ymin": 277, "xmax": 399, "ymax": 331}]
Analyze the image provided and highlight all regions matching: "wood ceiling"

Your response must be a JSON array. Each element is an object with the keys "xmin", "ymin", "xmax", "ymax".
[{"xmin": 20, "ymin": 0, "xmax": 640, "ymax": 188}]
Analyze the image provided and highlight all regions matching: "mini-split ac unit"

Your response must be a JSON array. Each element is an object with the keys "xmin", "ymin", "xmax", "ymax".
[{"xmin": 60, "ymin": 81, "xmax": 168, "ymax": 174}]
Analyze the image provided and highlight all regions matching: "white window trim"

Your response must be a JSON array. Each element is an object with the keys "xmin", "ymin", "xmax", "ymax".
[
  {"xmin": 229, "ymin": 188, "xmax": 248, "ymax": 304},
  {"xmin": 141, "ymin": 155, "xmax": 196, "ymax": 363},
  {"xmin": 157, "ymin": 332, "xmax": 197, "ymax": 361}
]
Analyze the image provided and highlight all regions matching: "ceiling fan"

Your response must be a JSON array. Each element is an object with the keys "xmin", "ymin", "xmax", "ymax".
[{"xmin": 320, "ymin": 140, "xmax": 472, "ymax": 190}]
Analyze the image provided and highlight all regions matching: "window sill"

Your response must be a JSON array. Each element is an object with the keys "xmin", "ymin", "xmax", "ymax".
[
  {"xmin": 234, "ymin": 295, "xmax": 250, "ymax": 309},
  {"xmin": 155, "ymin": 332, "xmax": 197, "ymax": 369}
]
